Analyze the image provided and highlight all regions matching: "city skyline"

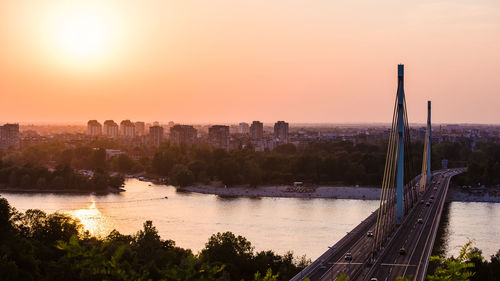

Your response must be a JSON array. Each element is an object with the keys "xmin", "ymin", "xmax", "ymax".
[
  {"xmin": 1, "ymin": 0, "xmax": 499, "ymax": 124},
  {"xmin": 1, "ymin": 2, "xmax": 500, "ymax": 280}
]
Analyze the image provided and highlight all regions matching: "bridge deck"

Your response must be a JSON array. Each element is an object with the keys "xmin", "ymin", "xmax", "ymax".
[{"xmin": 291, "ymin": 168, "xmax": 464, "ymax": 281}]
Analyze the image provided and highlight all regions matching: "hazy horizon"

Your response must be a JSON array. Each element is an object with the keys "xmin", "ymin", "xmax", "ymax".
[
  {"xmin": 6, "ymin": 120, "xmax": 500, "ymax": 127},
  {"xmin": 1, "ymin": 0, "xmax": 499, "ymax": 124}
]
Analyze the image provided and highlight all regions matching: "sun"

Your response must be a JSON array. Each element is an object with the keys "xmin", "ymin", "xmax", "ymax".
[
  {"xmin": 56, "ymin": 12, "xmax": 110, "ymax": 59},
  {"xmin": 46, "ymin": 3, "xmax": 117, "ymax": 66}
]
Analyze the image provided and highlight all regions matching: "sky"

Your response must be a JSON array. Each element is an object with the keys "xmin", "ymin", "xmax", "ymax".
[{"xmin": 0, "ymin": 0, "xmax": 499, "ymax": 124}]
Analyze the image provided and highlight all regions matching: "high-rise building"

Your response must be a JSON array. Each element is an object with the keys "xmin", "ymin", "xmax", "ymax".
[
  {"xmin": 209, "ymin": 125, "xmax": 230, "ymax": 149},
  {"xmin": 274, "ymin": 121, "xmax": 289, "ymax": 143},
  {"xmin": 120, "ymin": 120, "xmax": 135, "ymax": 138},
  {"xmin": 103, "ymin": 120, "xmax": 119, "ymax": 138},
  {"xmin": 0, "ymin": 123, "xmax": 20, "ymax": 150},
  {"xmin": 170, "ymin": 125, "xmax": 197, "ymax": 146},
  {"xmin": 87, "ymin": 120, "xmax": 102, "ymax": 136},
  {"xmin": 135, "ymin": 121, "xmax": 145, "ymax": 136},
  {"xmin": 149, "ymin": 125, "xmax": 164, "ymax": 147},
  {"xmin": 250, "ymin": 121, "xmax": 263, "ymax": 139},
  {"xmin": 238, "ymin": 122, "xmax": 249, "ymax": 134}
]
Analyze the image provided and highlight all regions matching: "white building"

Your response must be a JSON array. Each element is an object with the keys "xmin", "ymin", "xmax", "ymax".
[
  {"xmin": 103, "ymin": 120, "xmax": 119, "ymax": 138},
  {"xmin": 87, "ymin": 120, "xmax": 102, "ymax": 136},
  {"xmin": 120, "ymin": 120, "xmax": 135, "ymax": 138},
  {"xmin": 238, "ymin": 122, "xmax": 249, "ymax": 134}
]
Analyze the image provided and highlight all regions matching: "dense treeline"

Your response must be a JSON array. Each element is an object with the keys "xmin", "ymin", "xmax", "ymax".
[
  {"xmin": 2, "ymin": 140, "xmax": 418, "ymax": 187},
  {"xmin": 0, "ymin": 197, "xmax": 307, "ymax": 281},
  {"xmin": 0, "ymin": 161, "xmax": 124, "ymax": 191},
  {"xmin": 1, "ymin": 139, "xmax": 499, "ymax": 187},
  {"xmin": 151, "ymin": 141, "xmax": 423, "ymax": 187},
  {"xmin": 0, "ymin": 142, "xmax": 131, "ymax": 173},
  {"xmin": 452, "ymin": 142, "xmax": 500, "ymax": 187}
]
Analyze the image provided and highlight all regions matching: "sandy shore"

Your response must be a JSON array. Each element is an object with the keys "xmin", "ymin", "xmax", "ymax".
[
  {"xmin": 179, "ymin": 185, "xmax": 500, "ymax": 203},
  {"xmin": 179, "ymin": 185, "xmax": 381, "ymax": 200}
]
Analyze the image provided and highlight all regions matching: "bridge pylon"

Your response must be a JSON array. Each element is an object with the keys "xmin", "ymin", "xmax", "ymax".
[
  {"xmin": 420, "ymin": 101, "xmax": 432, "ymax": 192},
  {"xmin": 395, "ymin": 65, "xmax": 405, "ymax": 225},
  {"xmin": 373, "ymin": 64, "xmax": 415, "ymax": 252}
]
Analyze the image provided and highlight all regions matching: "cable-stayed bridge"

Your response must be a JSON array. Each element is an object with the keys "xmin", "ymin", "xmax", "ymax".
[{"xmin": 291, "ymin": 65, "xmax": 465, "ymax": 281}]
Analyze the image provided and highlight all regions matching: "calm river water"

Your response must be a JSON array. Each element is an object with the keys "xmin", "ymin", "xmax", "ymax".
[{"xmin": 1, "ymin": 179, "xmax": 499, "ymax": 260}]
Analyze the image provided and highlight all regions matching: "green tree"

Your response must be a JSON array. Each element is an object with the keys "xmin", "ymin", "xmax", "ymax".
[
  {"xmin": 216, "ymin": 158, "xmax": 239, "ymax": 186},
  {"xmin": 35, "ymin": 177, "xmax": 47, "ymax": 189},
  {"xmin": 170, "ymin": 164, "xmax": 195, "ymax": 187},
  {"xmin": 273, "ymin": 143, "xmax": 297, "ymax": 155},
  {"xmin": 58, "ymin": 149, "xmax": 74, "ymax": 166},
  {"xmin": 91, "ymin": 172, "xmax": 109, "ymax": 191},
  {"xmin": 20, "ymin": 174, "xmax": 32, "ymax": 188},
  {"xmin": 113, "ymin": 154, "xmax": 137, "ymax": 174},
  {"xmin": 253, "ymin": 268, "xmax": 279, "ymax": 281},
  {"xmin": 244, "ymin": 160, "xmax": 263, "ymax": 187},
  {"xmin": 428, "ymin": 240, "xmax": 481, "ymax": 281},
  {"xmin": 201, "ymin": 231, "xmax": 255, "ymax": 280},
  {"xmin": 51, "ymin": 175, "xmax": 65, "ymax": 188},
  {"xmin": 91, "ymin": 148, "xmax": 107, "ymax": 171}
]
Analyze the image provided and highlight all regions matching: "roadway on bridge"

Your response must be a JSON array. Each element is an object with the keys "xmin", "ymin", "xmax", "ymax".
[
  {"xmin": 293, "ymin": 168, "xmax": 464, "ymax": 281},
  {"xmin": 359, "ymin": 168, "xmax": 463, "ymax": 281}
]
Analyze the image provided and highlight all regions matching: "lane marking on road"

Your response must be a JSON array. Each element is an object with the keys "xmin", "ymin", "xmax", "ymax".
[
  {"xmin": 381, "ymin": 263, "xmax": 417, "ymax": 267},
  {"xmin": 327, "ymin": 262, "xmax": 364, "ymax": 265}
]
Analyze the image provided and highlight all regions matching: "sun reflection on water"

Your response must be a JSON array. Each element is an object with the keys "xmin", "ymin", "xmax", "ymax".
[{"xmin": 67, "ymin": 200, "xmax": 110, "ymax": 237}]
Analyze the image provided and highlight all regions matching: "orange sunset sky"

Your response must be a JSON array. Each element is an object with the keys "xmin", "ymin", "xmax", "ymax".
[{"xmin": 1, "ymin": 0, "xmax": 499, "ymax": 124}]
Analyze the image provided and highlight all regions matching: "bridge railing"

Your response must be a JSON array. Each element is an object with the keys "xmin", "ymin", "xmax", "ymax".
[{"xmin": 290, "ymin": 210, "xmax": 378, "ymax": 281}]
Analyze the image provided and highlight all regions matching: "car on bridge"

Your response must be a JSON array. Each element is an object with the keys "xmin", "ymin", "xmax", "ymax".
[
  {"xmin": 345, "ymin": 252, "xmax": 352, "ymax": 261},
  {"xmin": 399, "ymin": 248, "xmax": 407, "ymax": 255},
  {"xmin": 418, "ymin": 218, "xmax": 423, "ymax": 224},
  {"xmin": 367, "ymin": 231, "xmax": 374, "ymax": 237}
]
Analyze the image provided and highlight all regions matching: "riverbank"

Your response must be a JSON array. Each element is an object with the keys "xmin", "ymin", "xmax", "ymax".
[
  {"xmin": 179, "ymin": 185, "xmax": 381, "ymax": 200},
  {"xmin": 180, "ymin": 185, "xmax": 500, "ymax": 202},
  {"xmin": 447, "ymin": 188, "xmax": 500, "ymax": 203}
]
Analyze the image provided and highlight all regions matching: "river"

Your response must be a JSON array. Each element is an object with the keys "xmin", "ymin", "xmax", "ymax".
[{"xmin": 1, "ymin": 179, "xmax": 499, "ymax": 260}]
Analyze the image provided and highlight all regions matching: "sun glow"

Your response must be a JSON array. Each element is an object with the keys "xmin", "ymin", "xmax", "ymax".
[
  {"xmin": 45, "ymin": 2, "xmax": 119, "ymax": 67},
  {"xmin": 68, "ymin": 200, "xmax": 109, "ymax": 237}
]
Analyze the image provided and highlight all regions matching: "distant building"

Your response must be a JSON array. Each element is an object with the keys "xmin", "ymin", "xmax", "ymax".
[
  {"xmin": 149, "ymin": 125, "xmax": 164, "ymax": 147},
  {"xmin": 238, "ymin": 122, "xmax": 249, "ymax": 134},
  {"xmin": 134, "ymin": 121, "xmax": 145, "ymax": 136},
  {"xmin": 87, "ymin": 120, "xmax": 102, "ymax": 136},
  {"xmin": 120, "ymin": 120, "xmax": 135, "ymax": 138},
  {"xmin": 274, "ymin": 121, "xmax": 289, "ymax": 143},
  {"xmin": 0, "ymin": 123, "xmax": 20, "ymax": 150},
  {"xmin": 250, "ymin": 121, "xmax": 263, "ymax": 139},
  {"xmin": 170, "ymin": 125, "xmax": 197, "ymax": 146},
  {"xmin": 209, "ymin": 125, "xmax": 230, "ymax": 149},
  {"xmin": 103, "ymin": 120, "xmax": 119, "ymax": 138}
]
